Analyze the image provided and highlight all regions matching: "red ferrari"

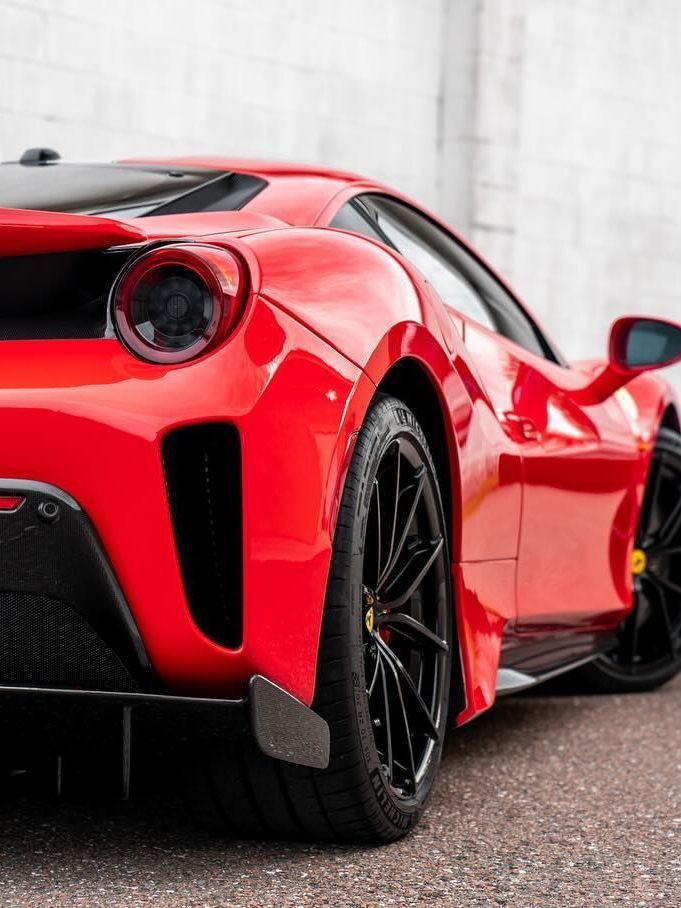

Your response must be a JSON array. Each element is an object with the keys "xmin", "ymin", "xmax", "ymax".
[{"xmin": 1, "ymin": 148, "xmax": 681, "ymax": 842}]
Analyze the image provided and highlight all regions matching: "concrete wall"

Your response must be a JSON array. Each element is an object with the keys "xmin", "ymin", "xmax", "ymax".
[
  {"xmin": 0, "ymin": 0, "xmax": 444, "ymax": 208},
  {"xmin": 452, "ymin": 0, "xmax": 681, "ymax": 386},
  {"xmin": 1, "ymin": 0, "xmax": 681, "ymax": 387}
]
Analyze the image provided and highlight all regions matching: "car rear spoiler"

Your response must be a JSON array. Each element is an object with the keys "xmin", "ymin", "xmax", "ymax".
[{"xmin": 0, "ymin": 207, "xmax": 147, "ymax": 257}]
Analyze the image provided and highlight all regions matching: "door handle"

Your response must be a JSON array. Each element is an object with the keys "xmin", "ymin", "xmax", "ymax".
[{"xmin": 502, "ymin": 412, "xmax": 541, "ymax": 441}]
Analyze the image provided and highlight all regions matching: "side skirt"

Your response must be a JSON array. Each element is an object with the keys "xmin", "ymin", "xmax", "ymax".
[
  {"xmin": 497, "ymin": 628, "xmax": 618, "ymax": 695},
  {"xmin": 496, "ymin": 655, "xmax": 597, "ymax": 695}
]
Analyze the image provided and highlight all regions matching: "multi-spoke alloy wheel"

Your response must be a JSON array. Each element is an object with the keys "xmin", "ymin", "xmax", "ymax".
[
  {"xmin": 190, "ymin": 394, "xmax": 454, "ymax": 843},
  {"xmin": 577, "ymin": 427, "xmax": 681, "ymax": 692},
  {"xmin": 362, "ymin": 435, "xmax": 450, "ymax": 800}
]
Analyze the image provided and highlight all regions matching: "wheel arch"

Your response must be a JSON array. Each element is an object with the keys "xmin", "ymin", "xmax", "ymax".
[
  {"xmin": 620, "ymin": 371, "xmax": 681, "ymax": 451},
  {"xmin": 660, "ymin": 402, "xmax": 680, "ymax": 433},
  {"xmin": 374, "ymin": 355, "xmax": 467, "ymax": 716},
  {"xmin": 376, "ymin": 358, "xmax": 453, "ymax": 549}
]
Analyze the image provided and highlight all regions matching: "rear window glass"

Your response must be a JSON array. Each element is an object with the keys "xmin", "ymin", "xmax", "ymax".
[{"xmin": 0, "ymin": 163, "xmax": 266, "ymax": 219}]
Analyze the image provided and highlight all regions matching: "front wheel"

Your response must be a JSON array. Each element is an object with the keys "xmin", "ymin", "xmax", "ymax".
[
  {"xmin": 189, "ymin": 394, "xmax": 454, "ymax": 842},
  {"xmin": 574, "ymin": 427, "xmax": 681, "ymax": 693}
]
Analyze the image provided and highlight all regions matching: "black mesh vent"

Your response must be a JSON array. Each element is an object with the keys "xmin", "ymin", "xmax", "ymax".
[
  {"xmin": 162, "ymin": 423, "xmax": 243, "ymax": 648},
  {"xmin": 0, "ymin": 593, "xmax": 139, "ymax": 691},
  {"xmin": 0, "ymin": 248, "xmax": 133, "ymax": 339}
]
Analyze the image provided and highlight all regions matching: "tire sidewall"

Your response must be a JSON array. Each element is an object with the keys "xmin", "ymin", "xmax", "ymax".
[{"xmin": 340, "ymin": 395, "xmax": 452, "ymax": 829}]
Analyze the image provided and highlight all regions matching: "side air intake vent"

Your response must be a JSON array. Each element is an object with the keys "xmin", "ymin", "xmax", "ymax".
[{"xmin": 162, "ymin": 423, "xmax": 243, "ymax": 648}]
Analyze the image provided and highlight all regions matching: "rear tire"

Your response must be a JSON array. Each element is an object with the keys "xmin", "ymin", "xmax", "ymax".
[
  {"xmin": 571, "ymin": 427, "xmax": 681, "ymax": 693},
  {"xmin": 188, "ymin": 394, "xmax": 453, "ymax": 842}
]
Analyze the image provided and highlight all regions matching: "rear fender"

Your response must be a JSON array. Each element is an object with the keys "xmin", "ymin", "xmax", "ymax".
[
  {"xmin": 272, "ymin": 306, "xmax": 514, "ymax": 728},
  {"xmin": 241, "ymin": 227, "xmax": 455, "ymax": 369},
  {"xmin": 240, "ymin": 227, "xmax": 522, "ymax": 726}
]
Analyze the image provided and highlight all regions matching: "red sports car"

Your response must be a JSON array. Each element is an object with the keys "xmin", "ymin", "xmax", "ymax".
[{"xmin": 1, "ymin": 148, "xmax": 680, "ymax": 842}]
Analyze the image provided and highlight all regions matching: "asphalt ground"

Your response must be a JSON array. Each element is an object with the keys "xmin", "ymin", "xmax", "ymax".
[{"xmin": 0, "ymin": 676, "xmax": 679, "ymax": 907}]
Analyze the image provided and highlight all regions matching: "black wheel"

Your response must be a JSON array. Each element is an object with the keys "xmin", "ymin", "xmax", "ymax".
[
  {"xmin": 188, "ymin": 393, "xmax": 453, "ymax": 842},
  {"xmin": 575, "ymin": 427, "xmax": 681, "ymax": 693}
]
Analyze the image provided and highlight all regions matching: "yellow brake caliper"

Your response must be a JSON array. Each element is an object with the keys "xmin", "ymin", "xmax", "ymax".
[
  {"xmin": 631, "ymin": 548, "xmax": 647, "ymax": 576},
  {"xmin": 363, "ymin": 588, "xmax": 375, "ymax": 634}
]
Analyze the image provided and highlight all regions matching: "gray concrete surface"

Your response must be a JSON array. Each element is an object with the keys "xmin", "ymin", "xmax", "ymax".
[{"xmin": 0, "ymin": 676, "xmax": 679, "ymax": 906}]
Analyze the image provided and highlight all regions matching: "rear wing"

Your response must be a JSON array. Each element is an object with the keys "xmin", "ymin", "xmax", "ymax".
[{"xmin": 0, "ymin": 208, "xmax": 146, "ymax": 257}]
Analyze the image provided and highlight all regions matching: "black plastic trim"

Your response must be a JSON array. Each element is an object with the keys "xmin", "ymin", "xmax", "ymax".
[
  {"xmin": 500, "ymin": 628, "xmax": 618, "ymax": 675},
  {"xmin": 0, "ymin": 479, "xmax": 152, "ymax": 686},
  {"xmin": 0, "ymin": 675, "xmax": 330, "ymax": 769}
]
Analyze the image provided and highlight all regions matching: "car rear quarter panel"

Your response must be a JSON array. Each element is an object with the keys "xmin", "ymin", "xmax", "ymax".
[
  {"xmin": 241, "ymin": 227, "xmax": 525, "ymax": 723},
  {"xmin": 0, "ymin": 292, "xmax": 368, "ymax": 706}
]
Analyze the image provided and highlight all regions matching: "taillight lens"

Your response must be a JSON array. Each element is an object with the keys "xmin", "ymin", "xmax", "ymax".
[{"xmin": 113, "ymin": 244, "xmax": 245, "ymax": 364}]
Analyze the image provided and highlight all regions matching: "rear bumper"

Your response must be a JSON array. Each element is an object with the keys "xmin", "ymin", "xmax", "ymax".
[
  {"xmin": 0, "ymin": 478, "xmax": 151, "ymax": 692},
  {"xmin": 0, "ymin": 476, "xmax": 330, "ymax": 770},
  {"xmin": 0, "ymin": 296, "xmax": 362, "ymax": 705}
]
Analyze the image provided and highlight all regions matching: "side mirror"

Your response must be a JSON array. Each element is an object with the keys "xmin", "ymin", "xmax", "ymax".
[
  {"xmin": 576, "ymin": 316, "xmax": 681, "ymax": 404},
  {"xmin": 610, "ymin": 316, "xmax": 681, "ymax": 372}
]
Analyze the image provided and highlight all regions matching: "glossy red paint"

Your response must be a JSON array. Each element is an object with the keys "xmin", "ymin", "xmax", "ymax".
[
  {"xmin": 1, "ymin": 157, "xmax": 679, "ymax": 728},
  {"xmin": 454, "ymin": 559, "xmax": 516, "ymax": 722},
  {"xmin": 0, "ymin": 207, "xmax": 145, "ymax": 256},
  {"xmin": 462, "ymin": 319, "xmax": 641, "ymax": 631},
  {"xmin": 0, "ymin": 299, "xmax": 360, "ymax": 704}
]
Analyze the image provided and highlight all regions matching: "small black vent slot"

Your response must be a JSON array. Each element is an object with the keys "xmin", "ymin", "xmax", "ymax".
[{"xmin": 162, "ymin": 423, "xmax": 243, "ymax": 648}]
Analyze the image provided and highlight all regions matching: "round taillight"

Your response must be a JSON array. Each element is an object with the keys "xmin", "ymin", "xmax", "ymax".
[{"xmin": 113, "ymin": 244, "xmax": 245, "ymax": 363}]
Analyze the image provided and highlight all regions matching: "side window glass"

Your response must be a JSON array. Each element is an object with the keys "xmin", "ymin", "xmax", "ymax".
[
  {"xmin": 331, "ymin": 193, "xmax": 563, "ymax": 363},
  {"xmin": 360, "ymin": 195, "xmax": 496, "ymax": 331},
  {"xmin": 330, "ymin": 200, "xmax": 492, "ymax": 327},
  {"xmin": 367, "ymin": 208, "xmax": 495, "ymax": 330},
  {"xmin": 329, "ymin": 202, "xmax": 385, "ymax": 244},
  {"xmin": 478, "ymin": 283, "xmax": 549, "ymax": 360},
  {"xmin": 361, "ymin": 194, "xmax": 556, "ymax": 361}
]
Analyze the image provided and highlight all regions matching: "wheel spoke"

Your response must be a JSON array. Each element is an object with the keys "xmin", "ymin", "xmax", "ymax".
[
  {"xmin": 650, "ymin": 572, "xmax": 681, "ymax": 599},
  {"xmin": 367, "ymin": 647, "xmax": 381, "ymax": 697},
  {"xmin": 652, "ymin": 545, "xmax": 681, "ymax": 556},
  {"xmin": 377, "ymin": 466, "xmax": 426, "ymax": 590},
  {"xmin": 378, "ymin": 656, "xmax": 394, "ymax": 783},
  {"xmin": 381, "ymin": 538, "xmax": 432, "ymax": 596},
  {"xmin": 380, "ymin": 642, "xmax": 417, "ymax": 788},
  {"xmin": 651, "ymin": 496, "xmax": 681, "ymax": 549},
  {"xmin": 380, "ymin": 441, "xmax": 402, "ymax": 582},
  {"xmin": 376, "ymin": 612, "xmax": 449, "ymax": 652},
  {"xmin": 640, "ymin": 453, "xmax": 665, "ymax": 541},
  {"xmin": 643, "ymin": 574, "xmax": 679, "ymax": 659},
  {"xmin": 379, "ymin": 536, "xmax": 444, "ymax": 611},
  {"xmin": 622, "ymin": 592, "xmax": 642, "ymax": 669},
  {"xmin": 375, "ymin": 635, "xmax": 439, "ymax": 741}
]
